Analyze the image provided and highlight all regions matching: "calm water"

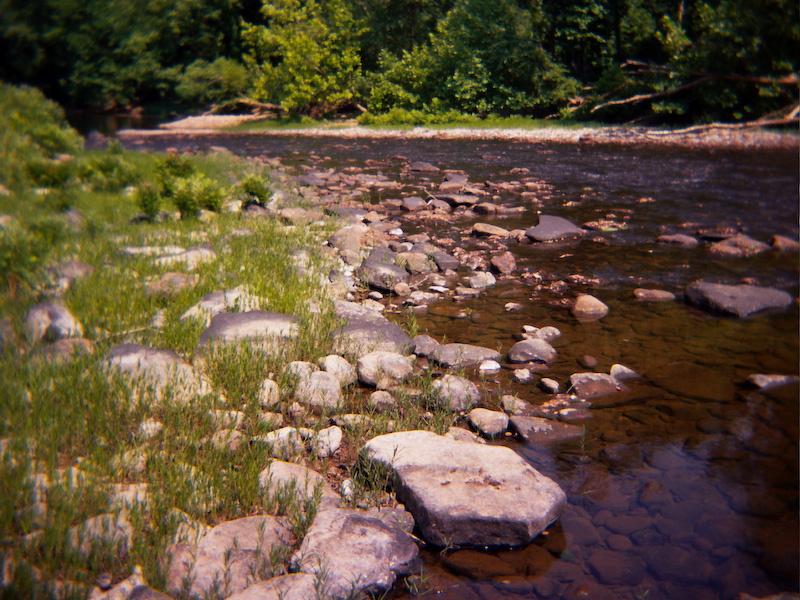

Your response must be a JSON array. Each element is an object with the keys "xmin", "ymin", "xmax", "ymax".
[{"xmin": 119, "ymin": 131, "xmax": 799, "ymax": 600}]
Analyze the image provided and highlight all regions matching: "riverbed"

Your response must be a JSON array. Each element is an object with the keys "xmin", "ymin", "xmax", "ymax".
[{"xmin": 118, "ymin": 129, "xmax": 799, "ymax": 600}]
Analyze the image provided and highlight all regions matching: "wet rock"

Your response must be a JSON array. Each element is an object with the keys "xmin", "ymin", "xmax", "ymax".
[
  {"xmin": 222, "ymin": 574, "xmax": 317, "ymax": 600},
  {"xmin": 279, "ymin": 207, "xmax": 324, "ymax": 225},
  {"xmin": 511, "ymin": 369, "xmax": 534, "ymax": 383},
  {"xmin": 154, "ymin": 246, "xmax": 216, "ymax": 269},
  {"xmin": 430, "ymin": 250, "xmax": 460, "ymax": 271},
  {"xmin": 578, "ymin": 354, "xmax": 598, "ymax": 369},
  {"xmin": 145, "ymin": 272, "xmax": 199, "ymax": 297},
  {"xmin": 539, "ymin": 378, "xmax": 560, "ymax": 393},
  {"xmin": 472, "ymin": 223, "xmax": 509, "ymax": 237},
  {"xmin": 525, "ymin": 215, "xmax": 585, "ymax": 242},
  {"xmin": 569, "ymin": 373, "xmax": 627, "ymax": 399},
  {"xmin": 658, "ymin": 233, "xmax": 700, "ymax": 247},
  {"xmin": 411, "ymin": 334, "xmax": 440, "ymax": 357},
  {"xmin": 430, "ymin": 343, "xmax": 501, "ymax": 368},
  {"xmin": 443, "ymin": 550, "xmax": 515, "ymax": 579},
  {"xmin": 587, "ymin": 549, "xmax": 646, "ymax": 586},
  {"xmin": 639, "ymin": 546, "xmax": 711, "ymax": 584},
  {"xmin": 649, "ymin": 361, "xmax": 737, "ymax": 402},
  {"xmin": 397, "ymin": 251, "xmax": 434, "ymax": 274},
  {"xmin": 25, "ymin": 302, "xmax": 83, "ymax": 343},
  {"xmin": 468, "ymin": 271, "xmax": 496, "ymax": 289},
  {"xmin": 490, "ymin": 251, "xmax": 517, "ymax": 275},
  {"xmin": 333, "ymin": 301, "xmax": 412, "ymax": 355},
  {"xmin": 746, "ymin": 373, "xmax": 800, "ymax": 391},
  {"xmin": 107, "ymin": 344, "xmax": 212, "ymax": 402},
  {"xmin": 709, "ymin": 234, "xmax": 771, "ymax": 257},
  {"xmin": 432, "ymin": 374, "xmax": 482, "ymax": 411},
  {"xmin": 408, "ymin": 161, "xmax": 439, "ymax": 172},
  {"xmin": 634, "ymin": 288, "xmax": 676, "ymax": 302},
  {"xmin": 772, "ymin": 234, "xmax": 800, "ymax": 252},
  {"xmin": 401, "ymin": 196, "xmax": 427, "ymax": 211},
  {"xmin": 510, "ymin": 416, "xmax": 586, "ymax": 444},
  {"xmin": 166, "ymin": 516, "xmax": 294, "ymax": 599},
  {"xmin": 318, "ymin": 354, "xmax": 357, "ymax": 386},
  {"xmin": 684, "ymin": 281, "xmax": 793, "ymax": 318},
  {"xmin": 507, "ymin": 339, "xmax": 557, "ymax": 365},
  {"xmin": 571, "ymin": 294, "xmax": 609, "ymax": 321},
  {"xmin": 467, "ymin": 408, "xmax": 509, "ymax": 437},
  {"xmin": 502, "ymin": 394, "xmax": 533, "ymax": 415},
  {"xmin": 438, "ymin": 193, "xmax": 480, "ymax": 207},
  {"xmin": 357, "ymin": 351, "xmax": 414, "ymax": 389},
  {"xmin": 445, "ymin": 427, "xmax": 486, "ymax": 444},
  {"xmin": 363, "ymin": 430, "xmax": 567, "ymax": 547},
  {"xmin": 290, "ymin": 508, "xmax": 419, "ymax": 599},
  {"xmin": 296, "ymin": 371, "xmax": 343, "ymax": 411},
  {"xmin": 197, "ymin": 311, "xmax": 299, "ymax": 350},
  {"xmin": 478, "ymin": 359, "xmax": 501, "ymax": 374},
  {"xmin": 259, "ymin": 460, "xmax": 340, "ymax": 508},
  {"xmin": 610, "ymin": 364, "xmax": 639, "ymax": 381}
]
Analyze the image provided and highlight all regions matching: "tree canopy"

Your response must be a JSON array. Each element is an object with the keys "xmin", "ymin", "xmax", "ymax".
[{"xmin": 0, "ymin": 0, "xmax": 797, "ymax": 124}]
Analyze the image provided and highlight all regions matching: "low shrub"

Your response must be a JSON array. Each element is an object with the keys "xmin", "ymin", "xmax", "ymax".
[
  {"xmin": 134, "ymin": 181, "xmax": 161, "ymax": 221},
  {"xmin": 238, "ymin": 173, "xmax": 271, "ymax": 205}
]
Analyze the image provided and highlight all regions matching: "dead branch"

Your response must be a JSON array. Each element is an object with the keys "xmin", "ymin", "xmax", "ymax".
[
  {"xmin": 644, "ymin": 113, "xmax": 800, "ymax": 136},
  {"xmin": 206, "ymin": 97, "xmax": 285, "ymax": 115},
  {"xmin": 590, "ymin": 77, "xmax": 712, "ymax": 113}
]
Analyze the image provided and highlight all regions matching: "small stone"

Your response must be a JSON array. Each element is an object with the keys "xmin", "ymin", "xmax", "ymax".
[
  {"xmin": 508, "ymin": 339, "xmax": 557, "ymax": 365},
  {"xmin": 539, "ymin": 378, "xmax": 560, "ymax": 393},
  {"xmin": 468, "ymin": 408, "xmax": 509, "ymax": 437},
  {"xmin": 432, "ymin": 374, "xmax": 482, "ymax": 411},
  {"xmin": 318, "ymin": 355, "xmax": 357, "ymax": 386},
  {"xmin": 501, "ymin": 394, "xmax": 532, "ymax": 415},
  {"xmin": 315, "ymin": 426, "xmax": 343, "ymax": 458},
  {"xmin": 504, "ymin": 302, "xmax": 523, "ymax": 311},
  {"xmin": 257, "ymin": 378, "xmax": 280, "ymax": 408},
  {"xmin": 572, "ymin": 294, "xmax": 609, "ymax": 321},
  {"xmin": 610, "ymin": 364, "xmax": 639, "ymax": 381},
  {"xmin": 634, "ymin": 288, "xmax": 676, "ymax": 302},
  {"xmin": 746, "ymin": 373, "xmax": 800, "ymax": 391},
  {"xmin": 469, "ymin": 271, "xmax": 496, "ymax": 289},
  {"xmin": 490, "ymin": 251, "xmax": 517, "ymax": 275},
  {"xmin": 139, "ymin": 419, "xmax": 163, "ymax": 439},
  {"xmin": 369, "ymin": 390, "xmax": 398, "ymax": 411},
  {"xmin": 578, "ymin": 355, "xmax": 598, "ymax": 369},
  {"xmin": 511, "ymin": 369, "xmax": 533, "ymax": 383},
  {"xmin": 357, "ymin": 351, "xmax": 414, "ymax": 389},
  {"xmin": 478, "ymin": 360, "xmax": 502, "ymax": 374}
]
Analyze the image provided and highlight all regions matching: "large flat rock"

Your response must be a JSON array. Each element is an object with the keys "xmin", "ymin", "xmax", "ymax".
[
  {"xmin": 510, "ymin": 416, "xmax": 586, "ymax": 444},
  {"xmin": 525, "ymin": 215, "xmax": 585, "ymax": 242},
  {"xmin": 684, "ymin": 281, "xmax": 793, "ymax": 318},
  {"xmin": 197, "ymin": 310, "xmax": 299, "ymax": 350},
  {"xmin": 332, "ymin": 301, "xmax": 412, "ymax": 355},
  {"xmin": 363, "ymin": 431, "xmax": 566, "ymax": 547},
  {"xmin": 430, "ymin": 343, "xmax": 501, "ymax": 368}
]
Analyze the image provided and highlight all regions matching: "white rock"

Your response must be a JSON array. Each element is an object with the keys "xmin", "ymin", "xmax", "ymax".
[
  {"xmin": 257, "ymin": 378, "xmax": 280, "ymax": 408},
  {"xmin": 357, "ymin": 351, "xmax": 413, "ymax": 389},
  {"xmin": 467, "ymin": 408, "xmax": 509, "ymax": 437},
  {"xmin": 318, "ymin": 355, "xmax": 357, "ymax": 386},
  {"xmin": 315, "ymin": 426, "xmax": 343, "ymax": 458}
]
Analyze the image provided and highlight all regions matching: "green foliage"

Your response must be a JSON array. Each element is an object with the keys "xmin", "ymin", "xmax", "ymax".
[
  {"xmin": 154, "ymin": 154, "xmax": 195, "ymax": 197},
  {"xmin": 175, "ymin": 57, "xmax": 250, "ymax": 105},
  {"xmin": 0, "ymin": 83, "xmax": 82, "ymax": 189},
  {"xmin": 170, "ymin": 174, "xmax": 224, "ymax": 217},
  {"xmin": 0, "ymin": 218, "xmax": 66, "ymax": 292},
  {"xmin": 134, "ymin": 181, "xmax": 161, "ymax": 221},
  {"xmin": 243, "ymin": 0, "xmax": 365, "ymax": 115},
  {"xmin": 76, "ymin": 152, "xmax": 140, "ymax": 192},
  {"xmin": 238, "ymin": 173, "xmax": 272, "ymax": 204},
  {"xmin": 358, "ymin": 107, "xmax": 476, "ymax": 126}
]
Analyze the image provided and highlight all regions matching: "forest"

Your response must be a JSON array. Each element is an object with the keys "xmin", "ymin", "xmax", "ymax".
[{"xmin": 1, "ymin": 0, "xmax": 798, "ymax": 125}]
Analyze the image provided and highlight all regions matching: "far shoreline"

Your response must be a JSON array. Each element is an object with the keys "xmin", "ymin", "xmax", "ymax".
[{"xmin": 115, "ymin": 114, "xmax": 800, "ymax": 152}]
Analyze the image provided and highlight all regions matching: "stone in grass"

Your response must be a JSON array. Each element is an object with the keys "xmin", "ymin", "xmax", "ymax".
[
  {"xmin": 314, "ymin": 426, "xmax": 343, "ymax": 458},
  {"xmin": 333, "ymin": 301, "xmax": 412, "ymax": 355},
  {"xmin": 25, "ymin": 302, "xmax": 83, "ymax": 343},
  {"xmin": 467, "ymin": 408, "xmax": 509, "ymax": 437},
  {"xmin": 222, "ymin": 574, "xmax": 318, "ymax": 600},
  {"xmin": 295, "ymin": 371, "xmax": 343, "ymax": 411},
  {"xmin": 259, "ymin": 460, "xmax": 341, "ymax": 509},
  {"xmin": 363, "ymin": 430, "xmax": 566, "ymax": 547},
  {"xmin": 180, "ymin": 287, "xmax": 265, "ymax": 324},
  {"xmin": 432, "ymin": 374, "xmax": 482, "ymax": 412},
  {"xmin": 257, "ymin": 378, "xmax": 280, "ymax": 408},
  {"xmin": 571, "ymin": 294, "xmax": 609, "ymax": 321},
  {"xmin": 507, "ymin": 339, "xmax": 557, "ymax": 365},
  {"xmin": 154, "ymin": 245, "xmax": 216, "ymax": 269},
  {"xmin": 369, "ymin": 390, "xmax": 398, "ymax": 411},
  {"xmin": 88, "ymin": 566, "xmax": 147, "ymax": 600},
  {"xmin": 166, "ymin": 516, "xmax": 294, "ymax": 599},
  {"xmin": 68, "ymin": 513, "xmax": 133, "ymax": 559},
  {"xmin": 290, "ymin": 508, "xmax": 419, "ymax": 600},
  {"xmin": 32, "ymin": 338, "xmax": 94, "ymax": 363},
  {"xmin": 357, "ymin": 351, "xmax": 413, "ymax": 389},
  {"xmin": 107, "ymin": 344, "xmax": 213, "ymax": 403},
  {"xmin": 430, "ymin": 343, "xmax": 501, "ymax": 368},
  {"xmin": 197, "ymin": 310, "xmax": 299, "ymax": 350},
  {"xmin": 252, "ymin": 427, "xmax": 305, "ymax": 458},
  {"xmin": 509, "ymin": 416, "xmax": 586, "ymax": 445},
  {"xmin": 684, "ymin": 281, "xmax": 793, "ymax": 318},
  {"xmin": 318, "ymin": 355, "xmax": 357, "ymax": 386},
  {"xmin": 411, "ymin": 334, "xmax": 440, "ymax": 357},
  {"xmin": 145, "ymin": 272, "xmax": 199, "ymax": 297}
]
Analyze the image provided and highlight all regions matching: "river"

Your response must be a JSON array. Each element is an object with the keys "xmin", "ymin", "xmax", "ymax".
[{"xmin": 117, "ymin": 129, "xmax": 799, "ymax": 600}]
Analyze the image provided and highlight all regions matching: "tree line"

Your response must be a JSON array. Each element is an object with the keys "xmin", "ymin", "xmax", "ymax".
[{"xmin": 1, "ymin": 0, "xmax": 797, "ymax": 124}]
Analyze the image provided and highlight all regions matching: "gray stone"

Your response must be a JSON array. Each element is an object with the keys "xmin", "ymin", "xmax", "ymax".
[
  {"xmin": 369, "ymin": 390, "xmax": 397, "ymax": 411},
  {"xmin": 469, "ymin": 271, "xmax": 496, "ymax": 289},
  {"xmin": 535, "ymin": 326, "xmax": 562, "ymax": 343},
  {"xmin": 525, "ymin": 215, "xmax": 585, "ymax": 242},
  {"xmin": 539, "ymin": 378, "xmax": 560, "ymax": 393},
  {"xmin": 197, "ymin": 310, "xmax": 299, "ymax": 350},
  {"xmin": 222, "ymin": 574, "xmax": 318, "ymax": 600},
  {"xmin": 290, "ymin": 508, "xmax": 419, "ymax": 599},
  {"xmin": 363, "ymin": 431, "xmax": 567, "ymax": 547},
  {"xmin": 511, "ymin": 369, "xmax": 534, "ymax": 384},
  {"xmin": 259, "ymin": 460, "xmax": 340, "ymax": 508},
  {"xmin": 253, "ymin": 427, "xmax": 305, "ymax": 458},
  {"xmin": 25, "ymin": 302, "xmax": 83, "ymax": 343},
  {"xmin": 408, "ymin": 161, "xmax": 439, "ymax": 172},
  {"xmin": 610, "ymin": 364, "xmax": 639, "ymax": 381},
  {"xmin": 685, "ymin": 281, "xmax": 794, "ymax": 318},
  {"xmin": 333, "ymin": 301, "xmax": 412, "ymax": 355},
  {"xmin": 709, "ymin": 234, "xmax": 771, "ymax": 257},
  {"xmin": 257, "ymin": 378, "xmax": 280, "ymax": 408},
  {"xmin": 318, "ymin": 355, "xmax": 357, "ymax": 386},
  {"xmin": 431, "ymin": 374, "xmax": 482, "ymax": 411},
  {"xmin": 472, "ymin": 223, "xmax": 509, "ymax": 237},
  {"xmin": 572, "ymin": 294, "xmax": 609, "ymax": 321},
  {"xmin": 501, "ymin": 394, "xmax": 533, "ymax": 414},
  {"xmin": 154, "ymin": 245, "xmax": 216, "ymax": 269},
  {"xmin": 357, "ymin": 351, "xmax": 413, "ymax": 389},
  {"xmin": 438, "ymin": 193, "xmax": 480, "ymax": 207},
  {"xmin": 430, "ymin": 251, "xmax": 460, "ymax": 271},
  {"xmin": 145, "ymin": 272, "xmax": 199, "ymax": 297},
  {"xmin": 166, "ymin": 516, "xmax": 294, "ymax": 599},
  {"xmin": 296, "ymin": 371, "xmax": 343, "ymax": 411},
  {"xmin": 401, "ymin": 196, "xmax": 427, "ymax": 211},
  {"xmin": 33, "ymin": 338, "xmax": 94, "ymax": 363},
  {"xmin": 570, "ymin": 373, "xmax": 627, "ymax": 399},
  {"xmin": 478, "ymin": 359, "xmax": 501, "ymax": 374},
  {"xmin": 180, "ymin": 288, "xmax": 264, "ymax": 324},
  {"xmin": 314, "ymin": 426, "xmax": 343, "ymax": 458},
  {"xmin": 510, "ymin": 416, "xmax": 586, "ymax": 444},
  {"xmin": 357, "ymin": 260, "xmax": 409, "ymax": 292},
  {"xmin": 507, "ymin": 339, "xmax": 557, "ymax": 365},
  {"xmin": 467, "ymin": 408, "xmax": 509, "ymax": 437},
  {"xmin": 430, "ymin": 343, "xmax": 501, "ymax": 368},
  {"xmin": 279, "ymin": 207, "xmax": 324, "ymax": 225},
  {"xmin": 397, "ymin": 251, "xmax": 434, "ymax": 274},
  {"xmin": 107, "ymin": 344, "xmax": 213, "ymax": 402}
]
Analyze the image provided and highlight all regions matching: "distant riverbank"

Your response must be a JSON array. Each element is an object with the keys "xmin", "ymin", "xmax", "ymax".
[{"xmin": 116, "ymin": 114, "xmax": 800, "ymax": 152}]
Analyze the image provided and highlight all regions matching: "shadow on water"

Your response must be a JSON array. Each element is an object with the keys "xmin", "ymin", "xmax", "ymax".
[{"xmin": 120, "ymin": 131, "xmax": 799, "ymax": 600}]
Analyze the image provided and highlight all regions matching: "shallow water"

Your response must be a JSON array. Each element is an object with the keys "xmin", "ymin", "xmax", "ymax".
[{"xmin": 120, "ymin": 132, "xmax": 799, "ymax": 600}]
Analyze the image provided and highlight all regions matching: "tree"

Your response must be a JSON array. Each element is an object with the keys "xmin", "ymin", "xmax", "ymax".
[{"xmin": 242, "ymin": 0, "xmax": 365, "ymax": 116}]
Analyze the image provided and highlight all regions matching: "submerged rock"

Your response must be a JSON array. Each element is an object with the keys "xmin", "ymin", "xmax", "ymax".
[
  {"xmin": 510, "ymin": 416, "xmax": 586, "ymax": 445},
  {"xmin": 684, "ymin": 281, "xmax": 793, "ymax": 318},
  {"xmin": 525, "ymin": 215, "xmax": 585, "ymax": 242},
  {"xmin": 570, "ymin": 373, "xmax": 627, "ymax": 399},
  {"xmin": 571, "ymin": 294, "xmax": 609, "ymax": 321},
  {"xmin": 363, "ymin": 430, "xmax": 567, "ymax": 547}
]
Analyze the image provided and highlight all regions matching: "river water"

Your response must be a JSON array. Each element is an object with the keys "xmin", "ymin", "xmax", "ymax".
[{"xmin": 118, "ymin": 131, "xmax": 799, "ymax": 600}]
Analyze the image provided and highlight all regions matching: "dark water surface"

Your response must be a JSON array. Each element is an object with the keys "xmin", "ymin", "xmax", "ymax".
[{"xmin": 121, "ymin": 132, "xmax": 799, "ymax": 600}]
